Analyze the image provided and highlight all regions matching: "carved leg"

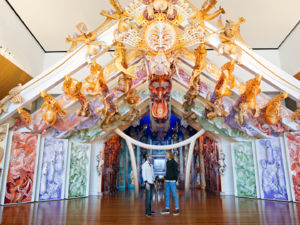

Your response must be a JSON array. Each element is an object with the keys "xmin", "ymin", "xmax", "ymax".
[
  {"xmin": 253, "ymin": 103, "xmax": 260, "ymax": 118},
  {"xmin": 239, "ymin": 103, "xmax": 248, "ymax": 125}
]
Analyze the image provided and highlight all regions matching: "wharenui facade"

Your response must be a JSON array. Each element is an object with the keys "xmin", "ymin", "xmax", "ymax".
[{"xmin": 0, "ymin": 0, "xmax": 299, "ymax": 224}]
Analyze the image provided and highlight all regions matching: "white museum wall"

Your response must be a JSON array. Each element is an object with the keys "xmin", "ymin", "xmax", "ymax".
[
  {"xmin": 89, "ymin": 140, "xmax": 104, "ymax": 195},
  {"xmin": 279, "ymin": 23, "xmax": 300, "ymax": 76},
  {"xmin": 219, "ymin": 137, "xmax": 234, "ymax": 196},
  {"xmin": 0, "ymin": 1, "xmax": 44, "ymax": 76}
]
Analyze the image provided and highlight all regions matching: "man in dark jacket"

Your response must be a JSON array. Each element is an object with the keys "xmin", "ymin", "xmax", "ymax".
[{"xmin": 161, "ymin": 151, "xmax": 180, "ymax": 216}]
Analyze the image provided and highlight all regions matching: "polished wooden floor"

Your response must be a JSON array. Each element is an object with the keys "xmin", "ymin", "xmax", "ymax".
[{"xmin": 0, "ymin": 190, "xmax": 299, "ymax": 225}]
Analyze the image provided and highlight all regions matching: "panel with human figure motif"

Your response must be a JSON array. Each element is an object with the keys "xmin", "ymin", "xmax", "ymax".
[
  {"xmin": 231, "ymin": 141, "xmax": 258, "ymax": 198},
  {"xmin": 4, "ymin": 132, "xmax": 39, "ymax": 204},
  {"xmin": 66, "ymin": 142, "xmax": 91, "ymax": 198},
  {"xmin": 284, "ymin": 132, "xmax": 300, "ymax": 202},
  {"xmin": 255, "ymin": 138, "xmax": 288, "ymax": 201},
  {"xmin": 37, "ymin": 138, "xmax": 68, "ymax": 201}
]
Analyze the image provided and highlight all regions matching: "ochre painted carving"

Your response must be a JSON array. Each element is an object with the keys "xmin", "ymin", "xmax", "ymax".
[
  {"xmin": 5, "ymin": 132, "xmax": 38, "ymax": 204},
  {"xmin": 40, "ymin": 91, "xmax": 66, "ymax": 126},
  {"xmin": 264, "ymin": 92, "xmax": 288, "ymax": 125}
]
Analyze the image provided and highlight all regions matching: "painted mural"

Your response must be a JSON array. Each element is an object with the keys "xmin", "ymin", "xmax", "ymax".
[
  {"xmin": 232, "ymin": 141, "xmax": 257, "ymax": 198},
  {"xmin": 0, "ymin": 124, "xmax": 8, "ymax": 167},
  {"xmin": 284, "ymin": 132, "xmax": 300, "ymax": 202},
  {"xmin": 38, "ymin": 138, "xmax": 68, "ymax": 201},
  {"xmin": 255, "ymin": 138, "xmax": 288, "ymax": 201},
  {"xmin": 0, "ymin": 123, "xmax": 9, "ymax": 193},
  {"xmin": 5, "ymin": 132, "xmax": 39, "ymax": 204},
  {"xmin": 201, "ymin": 135, "xmax": 221, "ymax": 193},
  {"xmin": 68, "ymin": 142, "xmax": 90, "ymax": 198}
]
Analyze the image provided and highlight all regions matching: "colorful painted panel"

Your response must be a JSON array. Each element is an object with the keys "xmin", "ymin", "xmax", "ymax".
[
  {"xmin": 102, "ymin": 136, "xmax": 121, "ymax": 194},
  {"xmin": 0, "ymin": 124, "xmax": 8, "ymax": 168},
  {"xmin": 255, "ymin": 138, "xmax": 288, "ymax": 201},
  {"xmin": 284, "ymin": 132, "xmax": 300, "ymax": 202},
  {"xmin": 5, "ymin": 132, "xmax": 39, "ymax": 204},
  {"xmin": 232, "ymin": 141, "xmax": 257, "ymax": 198},
  {"xmin": 201, "ymin": 135, "xmax": 221, "ymax": 193},
  {"xmin": 0, "ymin": 124, "xmax": 9, "ymax": 194},
  {"xmin": 68, "ymin": 142, "xmax": 90, "ymax": 198},
  {"xmin": 38, "ymin": 138, "xmax": 68, "ymax": 201}
]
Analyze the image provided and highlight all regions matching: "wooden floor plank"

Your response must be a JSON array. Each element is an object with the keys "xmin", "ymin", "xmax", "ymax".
[{"xmin": 0, "ymin": 190, "xmax": 299, "ymax": 225}]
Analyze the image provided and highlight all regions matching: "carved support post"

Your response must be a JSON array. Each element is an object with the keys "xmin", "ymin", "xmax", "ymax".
[
  {"xmin": 185, "ymin": 138, "xmax": 196, "ymax": 197},
  {"xmin": 199, "ymin": 136, "xmax": 206, "ymax": 190},
  {"xmin": 125, "ymin": 140, "xmax": 139, "ymax": 196}
]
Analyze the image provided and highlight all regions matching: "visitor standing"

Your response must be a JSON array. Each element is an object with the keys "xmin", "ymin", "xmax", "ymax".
[
  {"xmin": 161, "ymin": 151, "xmax": 180, "ymax": 216},
  {"xmin": 142, "ymin": 154, "xmax": 156, "ymax": 217}
]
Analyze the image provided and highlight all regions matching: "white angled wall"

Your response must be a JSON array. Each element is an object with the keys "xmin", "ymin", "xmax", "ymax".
[
  {"xmin": 0, "ymin": 1, "xmax": 44, "ymax": 76},
  {"xmin": 279, "ymin": 23, "xmax": 300, "ymax": 76}
]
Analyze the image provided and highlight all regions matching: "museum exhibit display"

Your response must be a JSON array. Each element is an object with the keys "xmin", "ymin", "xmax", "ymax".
[{"xmin": 0, "ymin": 0, "xmax": 299, "ymax": 223}]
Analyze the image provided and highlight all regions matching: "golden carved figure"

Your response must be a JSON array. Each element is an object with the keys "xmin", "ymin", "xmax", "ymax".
[
  {"xmin": 190, "ymin": 0, "xmax": 225, "ymax": 27},
  {"xmin": 204, "ymin": 59, "xmax": 235, "ymax": 119},
  {"xmin": 217, "ymin": 17, "xmax": 246, "ymax": 63},
  {"xmin": 291, "ymin": 107, "xmax": 300, "ymax": 122},
  {"xmin": 114, "ymin": 75, "xmax": 140, "ymax": 106},
  {"xmin": 122, "ymin": 107, "xmax": 141, "ymax": 124},
  {"xmin": 63, "ymin": 74, "xmax": 83, "ymax": 99},
  {"xmin": 40, "ymin": 91, "xmax": 66, "ymax": 126},
  {"xmin": 234, "ymin": 74, "xmax": 262, "ymax": 126},
  {"xmin": 8, "ymin": 84, "xmax": 24, "ymax": 104},
  {"xmin": 17, "ymin": 107, "xmax": 32, "ymax": 127},
  {"xmin": 82, "ymin": 61, "xmax": 108, "ymax": 96},
  {"xmin": 189, "ymin": 43, "xmax": 207, "ymax": 87},
  {"xmin": 215, "ymin": 59, "xmax": 235, "ymax": 105},
  {"xmin": 0, "ymin": 84, "xmax": 24, "ymax": 115},
  {"xmin": 66, "ymin": 23, "xmax": 105, "ymax": 55},
  {"xmin": 63, "ymin": 74, "xmax": 91, "ymax": 117},
  {"xmin": 114, "ymin": 41, "xmax": 138, "ymax": 79},
  {"xmin": 143, "ymin": 0, "xmax": 176, "ymax": 20},
  {"xmin": 100, "ymin": 0, "xmax": 132, "ymax": 20},
  {"xmin": 183, "ymin": 77, "xmax": 201, "ymax": 111},
  {"xmin": 204, "ymin": 93, "xmax": 229, "ymax": 120},
  {"xmin": 264, "ymin": 92, "xmax": 288, "ymax": 125},
  {"xmin": 96, "ymin": 98, "xmax": 122, "ymax": 130}
]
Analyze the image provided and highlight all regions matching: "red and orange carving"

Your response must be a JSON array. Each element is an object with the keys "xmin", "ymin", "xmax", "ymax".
[{"xmin": 5, "ymin": 132, "xmax": 38, "ymax": 204}]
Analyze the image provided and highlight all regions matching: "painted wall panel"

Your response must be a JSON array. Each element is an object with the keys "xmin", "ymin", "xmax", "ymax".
[
  {"xmin": 3, "ymin": 132, "xmax": 40, "ymax": 204},
  {"xmin": 0, "ymin": 124, "xmax": 9, "ymax": 194},
  {"xmin": 231, "ymin": 141, "xmax": 258, "ymax": 198},
  {"xmin": 36, "ymin": 138, "xmax": 68, "ymax": 201},
  {"xmin": 66, "ymin": 142, "xmax": 91, "ymax": 198},
  {"xmin": 284, "ymin": 132, "xmax": 300, "ymax": 202},
  {"xmin": 255, "ymin": 138, "xmax": 289, "ymax": 201}
]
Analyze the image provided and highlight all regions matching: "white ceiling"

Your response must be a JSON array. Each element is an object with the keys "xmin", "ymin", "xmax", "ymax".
[{"xmin": 7, "ymin": 0, "xmax": 300, "ymax": 52}]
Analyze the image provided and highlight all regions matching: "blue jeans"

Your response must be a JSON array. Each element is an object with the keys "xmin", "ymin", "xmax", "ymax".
[
  {"xmin": 165, "ymin": 181, "xmax": 179, "ymax": 210},
  {"xmin": 145, "ymin": 183, "xmax": 154, "ymax": 215}
]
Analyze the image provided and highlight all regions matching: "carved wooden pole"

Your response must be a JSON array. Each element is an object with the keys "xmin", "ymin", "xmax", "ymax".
[
  {"xmin": 199, "ymin": 136, "xmax": 206, "ymax": 190},
  {"xmin": 125, "ymin": 140, "xmax": 139, "ymax": 196},
  {"xmin": 185, "ymin": 138, "xmax": 197, "ymax": 197}
]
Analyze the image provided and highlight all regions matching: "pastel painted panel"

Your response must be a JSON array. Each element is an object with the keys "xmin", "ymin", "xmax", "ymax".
[
  {"xmin": 232, "ymin": 141, "xmax": 257, "ymax": 198},
  {"xmin": 255, "ymin": 138, "xmax": 288, "ymax": 201},
  {"xmin": 5, "ymin": 132, "xmax": 39, "ymax": 204},
  {"xmin": 38, "ymin": 138, "xmax": 68, "ymax": 201},
  {"xmin": 284, "ymin": 132, "xmax": 300, "ymax": 202},
  {"xmin": 0, "ymin": 124, "xmax": 9, "ymax": 196},
  {"xmin": 0, "ymin": 124, "xmax": 8, "ymax": 168},
  {"xmin": 68, "ymin": 142, "xmax": 90, "ymax": 198}
]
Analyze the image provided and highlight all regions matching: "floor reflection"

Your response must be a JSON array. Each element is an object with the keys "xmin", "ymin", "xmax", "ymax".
[{"xmin": 0, "ymin": 190, "xmax": 298, "ymax": 225}]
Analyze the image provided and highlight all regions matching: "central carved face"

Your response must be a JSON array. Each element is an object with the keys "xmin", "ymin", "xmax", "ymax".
[
  {"xmin": 149, "ymin": 76, "xmax": 172, "ymax": 120},
  {"xmin": 145, "ymin": 21, "xmax": 176, "ymax": 51}
]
